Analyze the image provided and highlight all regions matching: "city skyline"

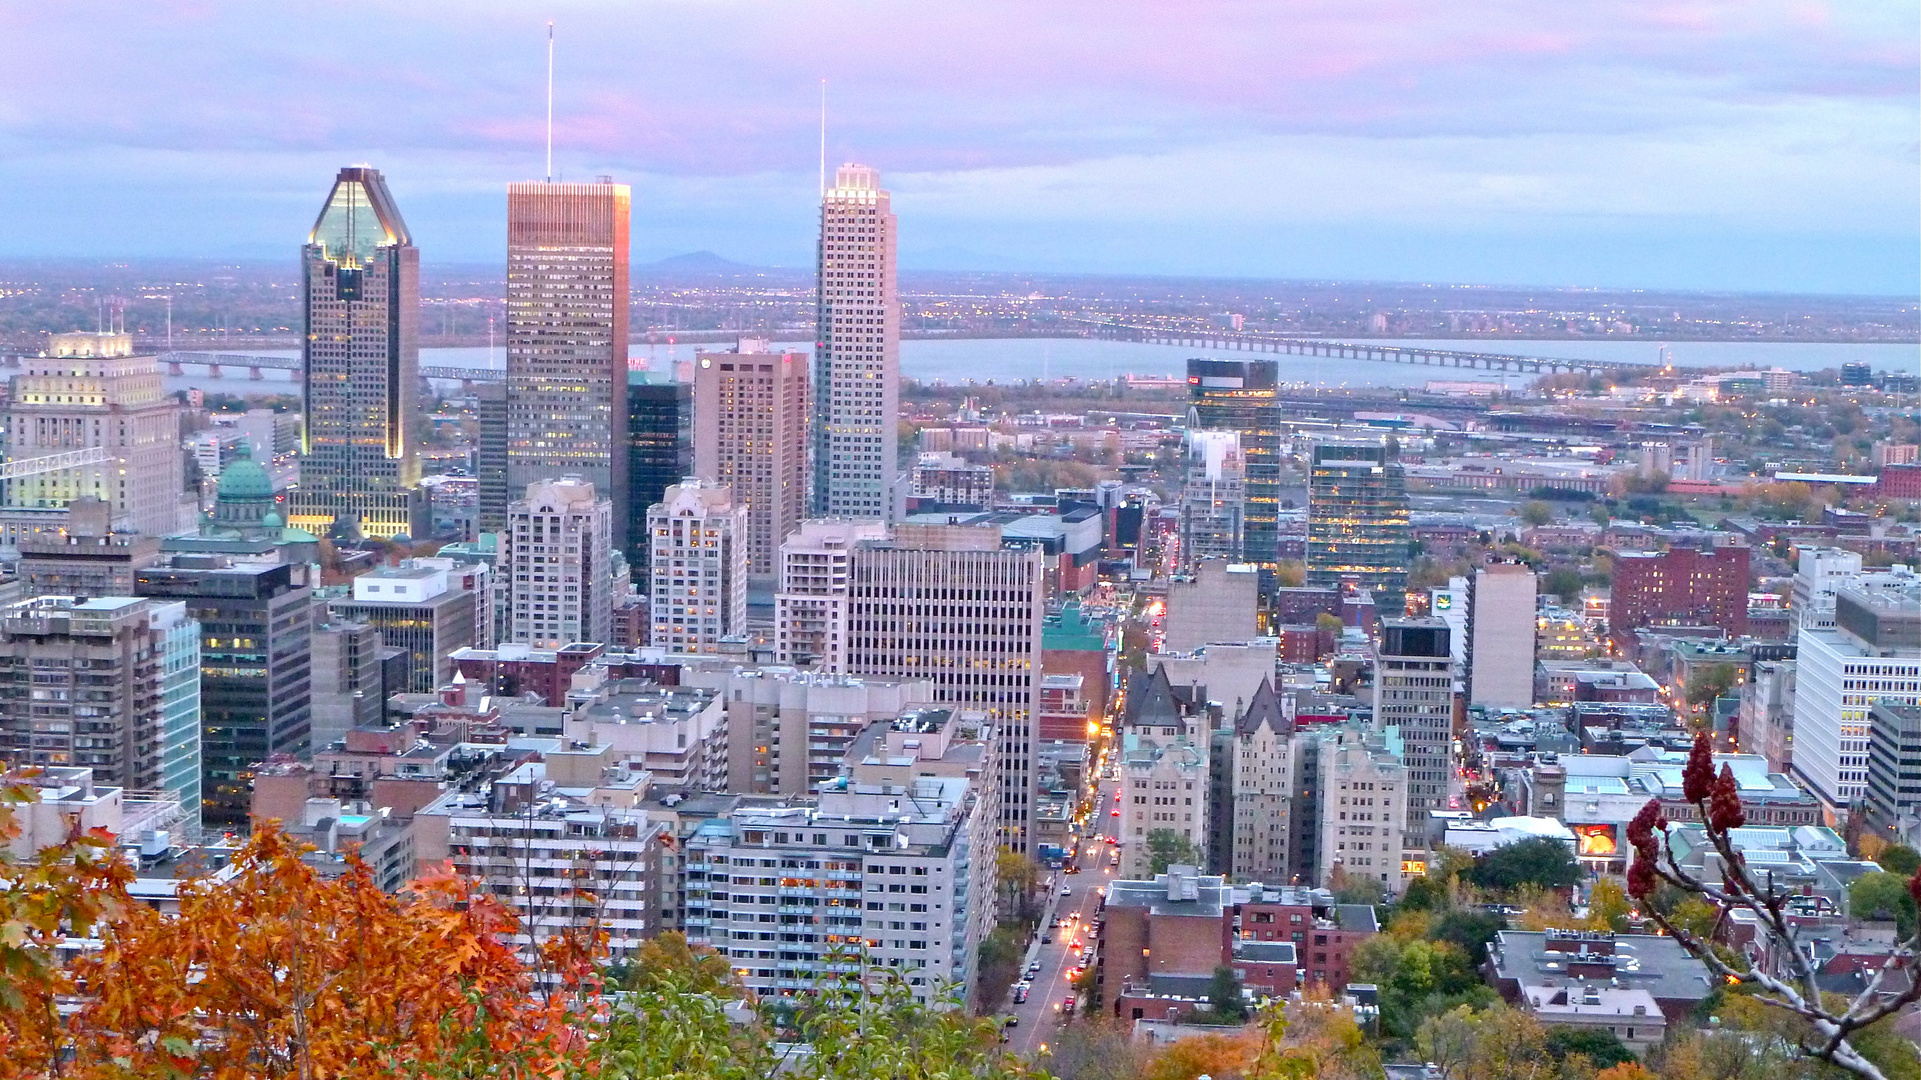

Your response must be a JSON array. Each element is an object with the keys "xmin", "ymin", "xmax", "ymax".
[{"xmin": 1, "ymin": 4, "xmax": 1915, "ymax": 294}]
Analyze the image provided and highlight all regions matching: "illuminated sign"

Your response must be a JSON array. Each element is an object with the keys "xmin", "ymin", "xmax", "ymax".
[
  {"xmin": 1573, "ymin": 823, "xmax": 1618, "ymax": 857},
  {"xmin": 1401, "ymin": 860, "xmax": 1427, "ymax": 876},
  {"xmin": 1435, "ymin": 593, "xmax": 1454, "ymax": 610}
]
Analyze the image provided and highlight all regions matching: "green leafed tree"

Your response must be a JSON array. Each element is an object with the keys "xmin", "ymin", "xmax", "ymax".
[{"xmin": 1146, "ymin": 829, "xmax": 1201, "ymax": 875}]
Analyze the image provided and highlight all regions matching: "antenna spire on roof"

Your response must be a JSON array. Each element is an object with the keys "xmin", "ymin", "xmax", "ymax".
[{"xmin": 545, "ymin": 21, "xmax": 555, "ymax": 183}]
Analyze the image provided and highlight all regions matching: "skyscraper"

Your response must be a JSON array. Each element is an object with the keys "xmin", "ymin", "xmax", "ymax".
[
  {"xmin": 813, "ymin": 165, "xmax": 899, "ymax": 520},
  {"xmin": 646, "ymin": 479, "xmax": 748, "ymax": 654},
  {"xmin": 1186, "ymin": 359, "xmax": 1280, "ymax": 571},
  {"xmin": 693, "ymin": 341, "xmax": 810, "ymax": 586},
  {"xmin": 1374, "ymin": 618, "xmax": 1455, "ymax": 833},
  {"xmin": 1306, "ymin": 440, "xmax": 1411, "ymax": 615},
  {"xmin": 288, "ymin": 167, "xmax": 427, "ymax": 541},
  {"xmin": 474, "ymin": 382, "xmax": 510, "ymax": 534},
  {"xmin": 506, "ymin": 180, "xmax": 631, "ymax": 549},
  {"xmin": 1178, "ymin": 429, "xmax": 1247, "ymax": 567},
  {"xmin": 1466, "ymin": 560, "xmax": 1537, "ymax": 709},
  {"xmin": 845, "ymin": 524, "xmax": 1044, "ymax": 850},
  {"xmin": 504, "ymin": 478, "xmax": 614, "ymax": 649},
  {"xmin": 625, "ymin": 371, "xmax": 693, "ymax": 574}
]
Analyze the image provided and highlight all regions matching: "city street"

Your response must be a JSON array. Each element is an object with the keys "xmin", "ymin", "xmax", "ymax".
[{"xmin": 1003, "ymin": 773, "xmax": 1121, "ymax": 1057}]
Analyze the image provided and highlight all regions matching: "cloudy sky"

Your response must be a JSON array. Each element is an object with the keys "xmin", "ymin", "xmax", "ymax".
[{"xmin": 1, "ymin": 2, "xmax": 1915, "ymax": 292}]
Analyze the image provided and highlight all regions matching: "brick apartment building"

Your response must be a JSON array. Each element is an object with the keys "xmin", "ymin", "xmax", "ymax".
[{"xmin": 1608, "ymin": 543, "xmax": 1750, "ymax": 643}]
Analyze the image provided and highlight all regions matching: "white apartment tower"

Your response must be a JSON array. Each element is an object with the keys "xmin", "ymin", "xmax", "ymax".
[
  {"xmin": 505, "ymin": 478, "xmax": 614, "ymax": 648},
  {"xmin": 1789, "ymin": 573, "xmax": 1921, "ymax": 816},
  {"xmin": 692, "ymin": 343, "xmax": 810, "ymax": 586},
  {"xmin": 1318, "ymin": 723, "xmax": 1409, "ymax": 892},
  {"xmin": 1467, "ymin": 560, "xmax": 1537, "ymax": 709},
  {"xmin": 1116, "ymin": 666, "xmax": 1209, "ymax": 878},
  {"xmin": 646, "ymin": 479, "xmax": 748, "ymax": 654},
  {"xmin": 1791, "ymin": 547, "xmax": 1865, "ymax": 636},
  {"xmin": 812, "ymin": 165, "xmax": 899, "ymax": 520},
  {"xmin": 845, "ymin": 524, "xmax": 1044, "ymax": 850},
  {"xmin": 1178, "ymin": 429, "xmax": 1246, "ymax": 567},
  {"xmin": 1226, "ymin": 680, "xmax": 1293, "ymax": 884},
  {"xmin": 776, "ymin": 519, "xmax": 889, "ymax": 672}
]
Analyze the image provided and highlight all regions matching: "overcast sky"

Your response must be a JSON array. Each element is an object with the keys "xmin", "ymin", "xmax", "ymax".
[{"xmin": 2, "ymin": 2, "xmax": 1915, "ymax": 293}]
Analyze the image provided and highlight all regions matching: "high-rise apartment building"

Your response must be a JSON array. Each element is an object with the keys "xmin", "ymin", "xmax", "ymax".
[
  {"xmin": 506, "ymin": 180, "xmax": 631, "ymax": 550},
  {"xmin": 846, "ymin": 524, "xmax": 1044, "ymax": 849},
  {"xmin": 1317, "ymin": 722, "xmax": 1408, "ymax": 892},
  {"xmin": 1307, "ymin": 440, "xmax": 1411, "ymax": 615},
  {"xmin": 0, "ymin": 596, "xmax": 201, "ymax": 835},
  {"xmin": 1791, "ymin": 547, "xmax": 1865, "ymax": 636},
  {"xmin": 693, "ymin": 342, "xmax": 810, "ymax": 586},
  {"xmin": 1116, "ymin": 665, "xmax": 1209, "ymax": 878},
  {"xmin": 474, "ymin": 382, "xmax": 510, "ymax": 534},
  {"xmin": 812, "ymin": 165, "xmax": 899, "ymax": 520},
  {"xmin": 776, "ymin": 519, "xmax": 888, "ymax": 671},
  {"xmin": 1225, "ymin": 680, "xmax": 1293, "ymax": 884},
  {"xmin": 1186, "ymin": 359, "xmax": 1280, "ymax": 571},
  {"xmin": 626, "ymin": 372, "xmax": 693, "ymax": 573},
  {"xmin": 1608, "ymin": 542, "xmax": 1750, "ymax": 643},
  {"xmin": 1179, "ymin": 429, "xmax": 1246, "ymax": 567},
  {"xmin": 1467, "ymin": 561, "xmax": 1537, "ymax": 709},
  {"xmin": 1374, "ymin": 618, "xmax": 1455, "ymax": 832},
  {"xmin": 3, "ymin": 332, "xmax": 186, "ymax": 537},
  {"xmin": 504, "ymin": 478, "xmax": 615, "ymax": 649},
  {"xmin": 288, "ymin": 166, "xmax": 427, "ymax": 541},
  {"xmin": 136, "ymin": 556, "xmax": 314, "ymax": 827},
  {"xmin": 1789, "ymin": 574, "xmax": 1920, "ymax": 816},
  {"xmin": 646, "ymin": 479, "xmax": 748, "ymax": 654}
]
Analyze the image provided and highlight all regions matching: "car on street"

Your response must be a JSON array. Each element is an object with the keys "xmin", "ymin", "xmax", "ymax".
[
  {"xmin": 1060, "ymin": 886, "xmax": 1073, "ymax": 896},
  {"xmin": 1060, "ymin": 997, "xmax": 1076, "ymax": 1019},
  {"xmin": 1111, "ymin": 808, "xmax": 1120, "ymax": 816},
  {"xmin": 1013, "ymin": 983, "xmax": 1030, "ymax": 1003},
  {"xmin": 1005, "ymin": 1015, "xmax": 1019, "ymax": 1027}
]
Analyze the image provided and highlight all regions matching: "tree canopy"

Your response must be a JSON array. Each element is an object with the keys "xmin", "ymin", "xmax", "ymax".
[{"xmin": 1463, "ymin": 837, "xmax": 1581, "ymax": 893}]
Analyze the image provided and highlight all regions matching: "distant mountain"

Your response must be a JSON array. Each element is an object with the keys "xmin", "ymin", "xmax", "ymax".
[{"xmin": 636, "ymin": 250, "xmax": 788, "ymax": 275}]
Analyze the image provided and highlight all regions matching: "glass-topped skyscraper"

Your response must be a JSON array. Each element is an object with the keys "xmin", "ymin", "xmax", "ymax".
[
  {"xmin": 289, "ymin": 166, "xmax": 427, "ymax": 540},
  {"xmin": 506, "ymin": 181, "xmax": 632, "ymax": 550},
  {"xmin": 1186, "ymin": 358, "xmax": 1280, "ymax": 571},
  {"xmin": 1306, "ymin": 439, "xmax": 1411, "ymax": 616}
]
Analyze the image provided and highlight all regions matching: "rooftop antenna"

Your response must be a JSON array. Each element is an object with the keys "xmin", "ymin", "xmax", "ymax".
[
  {"xmin": 545, "ymin": 21, "xmax": 555, "ymax": 183},
  {"xmin": 818, "ymin": 78, "xmax": 827, "ymax": 197}
]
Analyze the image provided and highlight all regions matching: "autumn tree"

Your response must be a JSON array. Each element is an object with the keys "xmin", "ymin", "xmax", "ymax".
[
  {"xmin": 1585, "ymin": 876, "xmax": 1633, "ymax": 933},
  {"xmin": 1145, "ymin": 1030, "xmax": 1260, "ymax": 1080},
  {"xmin": 621, "ymin": 929, "xmax": 740, "ymax": 997},
  {"xmin": 1146, "ymin": 829, "xmax": 1201, "ymax": 875},
  {"xmin": 1626, "ymin": 733, "xmax": 1921, "ymax": 1080}
]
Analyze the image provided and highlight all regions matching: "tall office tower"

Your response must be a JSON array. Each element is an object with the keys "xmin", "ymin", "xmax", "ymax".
[
  {"xmin": 137, "ymin": 557, "xmax": 314, "ymax": 828},
  {"xmin": 1178, "ymin": 429, "xmax": 1246, "ymax": 567},
  {"xmin": 1466, "ymin": 561, "xmax": 1537, "ymax": 708},
  {"xmin": 288, "ymin": 167, "xmax": 427, "ymax": 541},
  {"xmin": 3, "ymin": 332, "xmax": 185, "ymax": 537},
  {"xmin": 0, "ymin": 596, "xmax": 201, "ymax": 834},
  {"xmin": 504, "ymin": 478, "xmax": 614, "ymax": 648},
  {"xmin": 845, "ymin": 523, "xmax": 1044, "ymax": 849},
  {"xmin": 646, "ymin": 479, "xmax": 748, "ymax": 654},
  {"xmin": 775, "ymin": 518, "xmax": 888, "ymax": 671},
  {"xmin": 1186, "ymin": 359, "xmax": 1279, "ymax": 571},
  {"xmin": 693, "ymin": 342, "xmax": 810, "ymax": 586},
  {"xmin": 1788, "ymin": 575, "xmax": 1921, "ymax": 818},
  {"xmin": 506, "ymin": 180, "xmax": 632, "ymax": 551},
  {"xmin": 626, "ymin": 371, "xmax": 692, "ymax": 573},
  {"xmin": 1374, "ymin": 618, "xmax": 1455, "ymax": 833},
  {"xmin": 812, "ymin": 164, "xmax": 899, "ymax": 520},
  {"xmin": 474, "ymin": 382, "xmax": 510, "ymax": 534},
  {"xmin": 1306, "ymin": 440, "xmax": 1411, "ymax": 616}
]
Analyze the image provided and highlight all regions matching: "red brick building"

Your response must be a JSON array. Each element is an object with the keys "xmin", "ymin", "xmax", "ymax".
[{"xmin": 1608, "ymin": 543, "xmax": 1750, "ymax": 643}]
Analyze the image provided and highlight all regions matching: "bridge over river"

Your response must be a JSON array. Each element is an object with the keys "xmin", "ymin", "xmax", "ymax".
[{"xmin": 1087, "ymin": 320, "xmax": 1660, "ymax": 376}]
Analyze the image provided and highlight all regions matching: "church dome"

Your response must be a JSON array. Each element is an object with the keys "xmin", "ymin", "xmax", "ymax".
[{"xmin": 216, "ymin": 444, "xmax": 274, "ymax": 501}]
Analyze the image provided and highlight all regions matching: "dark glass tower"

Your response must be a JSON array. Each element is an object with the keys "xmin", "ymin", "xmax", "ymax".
[
  {"xmin": 1186, "ymin": 358, "xmax": 1280, "ymax": 571},
  {"xmin": 626, "ymin": 371, "xmax": 692, "ymax": 574},
  {"xmin": 289, "ymin": 166, "xmax": 427, "ymax": 540},
  {"xmin": 1306, "ymin": 440, "xmax": 1411, "ymax": 615},
  {"xmin": 474, "ymin": 381, "xmax": 509, "ymax": 533}
]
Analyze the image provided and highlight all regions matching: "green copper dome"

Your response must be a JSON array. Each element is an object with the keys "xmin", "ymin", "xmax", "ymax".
[{"xmin": 216, "ymin": 444, "xmax": 274, "ymax": 501}]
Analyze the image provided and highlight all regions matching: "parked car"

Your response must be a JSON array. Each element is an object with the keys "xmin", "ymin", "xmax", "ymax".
[{"xmin": 1013, "ymin": 983, "xmax": 1030, "ymax": 1004}]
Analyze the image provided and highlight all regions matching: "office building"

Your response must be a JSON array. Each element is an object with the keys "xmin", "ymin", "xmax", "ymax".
[
  {"xmin": 1792, "ymin": 547, "xmax": 1865, "ymax": 636},
  {"xmin": 3, "ymin": 332, "xmax": 186, "ymax": 537},
  {"xmin": 846, "ymin": 523, "xmax": 1044, "ymax": 850},
  {"xmin": 0, "ymin": 596, "xmax": 201, "ymax": 836},
  {"xmin": 1430, "ymin": 577, "xmax": 1469, "ymax": 669},
  {"xmin": 1186, "ymin": 359, "xmax": 1280, "ymax": 571},
  {"xmin": 506, "ymin": 180, "xmax": 631, "ymax": 550},
  {"xmin": 15, "ymin": 497, "xmax": 159, "ymax": 599},
  {"xmin": 693, "ymin": 342, "xmax": 810, "ymax": 586},
  {"xmin": 136, "ymin": 556, "xmax": 314, "ymax": 827},
  {"xmin": 1178, "ymin": 429, "xmax": 1246, "ymax": 567},
  {"xmin": 812, "ymin": 164, "xmax": 900, "ymax": 520},
  {"xmin": 1317, "ymin": 723, "xmax": 1408, "ymax": 892},
  {"xmin": 1374, "ymin": 618, "xmax": 1455, "ymax": 832},
  {"xmin": 308, "ymin": 620, "xmax": 386, "ymax": 751},
  {"xmin": 646, "ymin": 479, "xmax": 748, "ymax": 654},
  {"xmin": 1306, "ymin": 440, "xmax": 1410, "ymax": 615},
  {"xmin": 287, "ymin": 167, "xmax": 426, "ymax": 540},
  {"xmin": 474, "ymin": 382, "xmax": 510, "ymax": 534},
  {"xmin": 1162, "ymin": 558, "xmax": 1259, "ymax": 654},
  {"xmin": 1866, "ymin": 703, "xmax": 1921, "ymax": 840},
  {"xmin": 1467, "ymin": 561, "xmax": 1537, "ymax": 709},
  {"xmin": 328, "ymin": 563, "xmax": 477, "ymax": 693},
  {"xmin": 676, "ymin": 664, "xmax": 936, "ymax": 794},
  {"xmin": 1790, "ymin": 575, "xmax": 1921, "ymax": 816},
  {"xmin": 626, "ymin": 371, "xmax": 693, "ymax": 573},
  {"xmin": 775, "ymin": 519, "xmax": 888, "ymax": 671},
  {"xmin": 1608, "ymin": 542, "xmax": 1750, "ymax": 643},
  {"xmin": 504, "ymin": 478, "xmax": 615, "ymax": 649}
]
